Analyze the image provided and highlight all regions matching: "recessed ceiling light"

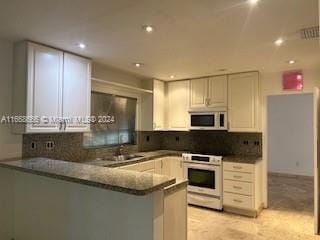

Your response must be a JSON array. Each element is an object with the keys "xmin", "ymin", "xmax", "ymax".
[
  {"xmin": 134, "ymin": 63, "xmax": 142, "ymax": 68},
  {"xmin": 78, "ymin": 43, "xmax": 86, "ymax": 49},
  {"xmin": 288, "ymin": 60, "xmax": 296, "ymax": 64},
  {"xmin": 142, "ymin": 25, "xmax": 155, "ymax": 33},
  {"xmin": 248, "ymin": 0, "xmax": 259, "ymax": 5},
  {"xmin": 274, "ymin": 38, "xmax": 284, "ymax": 46},
  {"xmin": 170, "ymin": 75, "xmax": 175, "ymax": 79}
]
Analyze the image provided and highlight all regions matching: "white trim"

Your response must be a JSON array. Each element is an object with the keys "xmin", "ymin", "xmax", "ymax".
[{"xmin": 92, "ymin": 77, "xmax": 153, "ymax": 94}]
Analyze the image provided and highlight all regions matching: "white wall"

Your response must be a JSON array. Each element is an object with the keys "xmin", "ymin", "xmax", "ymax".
[
  {"xmin": 0, "ymin": 168, "xmax": 14, "ymax": 239},
  {"xmin": 267, "ymin": 94, "xmax": 314, "ymax": 176},
  {"xmin": 0, "ymin": 40, "xmax": 22, "ymax": 159},
  {"xmin": 92, "ymin": 62, "xmax": 150, "ymax": 89},
  {"xmin": 261, "ymin": 69, "xmax": 320, "ymax": 176},
  {"xmin": 261, "ymin": 69, "xmax": 320, "ymax": 97},
  {"xmin": 9, "ymin": 170, "xmax": 162, "ymax": 240}
]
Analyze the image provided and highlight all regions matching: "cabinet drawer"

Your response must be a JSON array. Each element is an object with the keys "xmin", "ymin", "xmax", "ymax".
[
  {"xmin": 223, "ymin": 162, "xmax": 254, "ymax": 173},
  {"xmin": 223, "ymin": 171, "xmax": 253, "ymax": 182},
  {"xmin": 223, "ymin": 192, "xmax": 254, "ymax": 209},
  {"xmin": 223, "ymin": 180, "xmax": 253, "ymax": 195}
]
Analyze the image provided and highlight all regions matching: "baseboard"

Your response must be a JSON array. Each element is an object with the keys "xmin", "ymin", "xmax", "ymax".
[
  {"xmin": 268, "ymin": 172, "xmax": 313, "ymax": 181},
  {"xmin": 223, "ymin": 205, "xmax": 259, "ymax": 218}
]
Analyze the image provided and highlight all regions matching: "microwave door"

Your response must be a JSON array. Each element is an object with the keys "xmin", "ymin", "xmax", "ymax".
[{"xmin": 190, "ymin": 113, "xmax": 215, "ymax": 129}]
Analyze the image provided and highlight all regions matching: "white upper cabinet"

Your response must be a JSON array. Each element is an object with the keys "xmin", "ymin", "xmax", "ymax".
[
  {"xmin": 208, "ymin": 75, "xmax": 228, "ymax": 108},
  {"xmin": 190, "ymin": 76, "xmax": 227, "ymax": 110},
  {"xmin": 12, "ymin": 42, "xmax": 91, "ymax": 133},
  {"xmin": 167, "ymin": 80, "xmax": 190, "ymax": 130},
  {"xmin": 26, "ymin": 43, "xmax": 63, "ymax": 133},
  {"xmin": 63, "ymin": 53, "xmax": 91, "ymax": 132},
  {"xmin": 228, "ymin": 72, "xmax": 260, "ymax": 132},
  {"xmin": 190, "ymin": 78, "xmax": 208, "ymax": 109},
  {"xmin": 153, "ymin": 79, "xmax": 166, "ymax": 130}
]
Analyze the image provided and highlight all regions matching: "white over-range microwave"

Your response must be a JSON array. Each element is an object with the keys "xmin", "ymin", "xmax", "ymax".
[{"xmin": 189, "ymin": 111, "xmax": 227, "ymax": 130}]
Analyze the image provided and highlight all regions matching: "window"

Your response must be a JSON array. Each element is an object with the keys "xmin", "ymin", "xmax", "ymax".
[{"xmin": 83, "ymin": 92, "xmax": 137, "ymax": 148}]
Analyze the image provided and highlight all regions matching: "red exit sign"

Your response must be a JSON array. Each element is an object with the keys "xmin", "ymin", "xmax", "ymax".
[{"xmin": 282, "ymin": 70, "xmax": 303, "ymax": 91}]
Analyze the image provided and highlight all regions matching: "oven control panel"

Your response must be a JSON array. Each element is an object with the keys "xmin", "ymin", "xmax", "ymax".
[{"xmin": 182, "ymin": 153, "xmax": 222, "ymax": 165}]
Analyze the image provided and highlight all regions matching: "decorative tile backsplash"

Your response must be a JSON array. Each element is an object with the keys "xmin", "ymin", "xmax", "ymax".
[
  {"xmin": 139, "ymin": 131, "xmax": 262, "ymax": 156},
  {"xmin": 23, "ymin": 131, "xmax": 262, "ymax": 162}
]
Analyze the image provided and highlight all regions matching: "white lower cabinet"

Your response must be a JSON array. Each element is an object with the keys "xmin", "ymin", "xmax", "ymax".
[
  {"xmin": 119, "ymin": 157, "xmax": 185, "ymax": 180},
  {"xmin": 223, "ymin": 161, "xmax": 263, "ymax": 217}
]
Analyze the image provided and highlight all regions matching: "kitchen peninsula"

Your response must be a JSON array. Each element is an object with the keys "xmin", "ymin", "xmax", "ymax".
[{"xmin": 0, "ymin": 152, "xmax": 188, "ymax": 240}]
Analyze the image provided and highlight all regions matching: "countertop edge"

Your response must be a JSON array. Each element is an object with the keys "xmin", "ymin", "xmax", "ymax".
[{"xmin": 0, "ymin": 161, "xmax": 176, "ymax": 196}]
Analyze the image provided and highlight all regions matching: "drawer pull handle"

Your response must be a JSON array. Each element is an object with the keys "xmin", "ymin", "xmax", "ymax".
[
  {"xmin": 233, "ymin": 186, "xmax": 242, "ymax": 190},
  {"xmin": 233, "ymin": 166, "xmax": 242, "ymax": 169},
  {"xmin": 233, "ymin": 175, "xmax": 242, "ymax": 179},
  {"xmin": 233, "ymin": 199, "xmax": 243, "ymax": 203}
]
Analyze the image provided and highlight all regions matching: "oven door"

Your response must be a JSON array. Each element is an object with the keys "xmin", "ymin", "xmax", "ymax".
[{"xmin": 184, "ymin": 163, "xmax": 221, "ymax": 196}]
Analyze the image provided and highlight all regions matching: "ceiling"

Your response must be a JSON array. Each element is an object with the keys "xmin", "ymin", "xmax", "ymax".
[{"xmin": 0, "ymin": 0, "xmax": 319, "ymax": 80}]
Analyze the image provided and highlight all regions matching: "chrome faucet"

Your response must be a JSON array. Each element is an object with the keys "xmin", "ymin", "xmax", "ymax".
[{"xmin": 114, "ymin": 144, "xmax": 124, "ymax": 159}]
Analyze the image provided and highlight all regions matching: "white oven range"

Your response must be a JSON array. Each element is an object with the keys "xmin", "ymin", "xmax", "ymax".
[{"xmin": 182, "ymin": 153, "xmax": 223, "ymax": 210}]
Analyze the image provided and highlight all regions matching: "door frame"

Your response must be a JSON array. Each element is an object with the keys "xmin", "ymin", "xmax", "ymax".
[{"xmin": 262, "ymin": 88, "xmax": 319, "ymax": 234}]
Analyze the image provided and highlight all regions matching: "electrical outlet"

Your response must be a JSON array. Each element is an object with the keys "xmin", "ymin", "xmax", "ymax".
[
  {"xmin": 30, "ymin": 142, "xmax": 36, "ymax": 150},
  {"xmin": 45, "ymin": 141, "xmax": 55, "ymax": 150}
]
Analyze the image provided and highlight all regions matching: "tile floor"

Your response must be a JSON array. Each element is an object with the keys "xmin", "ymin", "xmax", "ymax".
[{"xmin": 188, "ymin": 174, "xmax": 318, "ymax": 240}]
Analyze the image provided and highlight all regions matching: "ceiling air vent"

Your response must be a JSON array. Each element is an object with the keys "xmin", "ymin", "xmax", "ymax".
[{"xmin": 300, "ymin": 26, "xmax": 319, "ymax": 39}]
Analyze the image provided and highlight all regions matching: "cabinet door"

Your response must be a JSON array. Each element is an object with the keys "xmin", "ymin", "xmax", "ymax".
[
  {"xmin": 228, "ymin": 72, "xmax": 259, "ymax": 132},
  {"xmin": 190, "ymin": 78, "xmax": 208, "ymax": 109},
  {"xmin": 26, "ymin": 43, "xmax": 63, "ymax": 133},
  {"xmin": 167, "ymin": 80, "xmax": 190, "ymax": 130},
  {"xmin": 63, "ymin": 53, "xmax": 91, "ymax": 132},
  {"xmin": 162, "ymin": 158, "xmax": 171, "ymax": 177},
  {"xmin": 208, "ymin": 75, "xmax": 227, "ymax": 108},
  {"xmin": 153, "ymin": 79, "xmax": 166, "ymax": 130},
  {"xmin": 154, "ymin": 159, "xmax": 163, "ymax": 174},
  {"xmin": 169, "ymin": 157, "xmax": 184, "ymax": 180}
]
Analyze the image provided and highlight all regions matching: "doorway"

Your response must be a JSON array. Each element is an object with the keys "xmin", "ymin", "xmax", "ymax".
[{"xmin": 266, "ymin": 92, "xmax": 319, "ymax": 235}]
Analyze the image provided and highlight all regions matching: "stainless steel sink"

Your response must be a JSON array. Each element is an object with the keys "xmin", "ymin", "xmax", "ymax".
[{"xmin": 105, "ymin": 154, "xmax": 144, "ymax": 162}]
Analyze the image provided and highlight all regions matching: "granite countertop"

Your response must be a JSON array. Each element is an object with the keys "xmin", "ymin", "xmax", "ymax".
[
  {"xmin": 0, "ymin": 158, "xmax": 176, "ymax": 196},
  {"xmin": 223, "ymin": 155, "xmax": 262, "ymax": 164},
  {"xmin": 86, "ymin": 150, "xmax": 185, "ymax": 168}
]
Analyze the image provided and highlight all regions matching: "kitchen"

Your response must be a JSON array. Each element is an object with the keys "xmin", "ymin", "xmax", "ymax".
[{"xmin": 0, "ymin": 0, "xmax": 319, "ymax": 240}]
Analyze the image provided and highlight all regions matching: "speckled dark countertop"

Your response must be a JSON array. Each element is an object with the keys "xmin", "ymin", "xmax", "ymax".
[
  {"xmin": 85, "ymin": 150, "xmax": 186, "ymax": 168},
  {"xmin": 0, "ymin": 158, "xmax": 176, "ymax": 196},
  {"xmin": 223, "ymin": 155, "xmax": 262, "ymax": 164},
  {"xmin": 86, "ymin": 150, "xmax": 260, "ymax": 166}
]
